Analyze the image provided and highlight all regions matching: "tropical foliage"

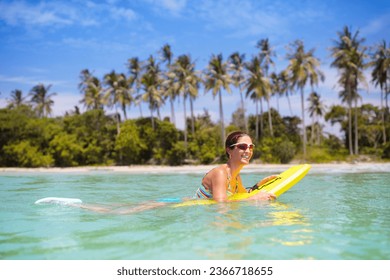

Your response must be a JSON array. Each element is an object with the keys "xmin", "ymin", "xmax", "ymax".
[{"xmin": 1, "ymin": 27, "xmax": 389, "ymax": 167}]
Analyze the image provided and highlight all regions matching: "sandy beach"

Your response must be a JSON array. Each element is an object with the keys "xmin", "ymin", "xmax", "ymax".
[{"xmin": 1, "ymin": 162, "xmax": 390, "ymax": 174}]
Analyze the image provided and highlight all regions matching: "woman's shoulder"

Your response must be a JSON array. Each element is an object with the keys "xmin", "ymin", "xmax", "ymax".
[{"xmin": 207, "ymin": 164, "xmax": 227, "ymax": 177}]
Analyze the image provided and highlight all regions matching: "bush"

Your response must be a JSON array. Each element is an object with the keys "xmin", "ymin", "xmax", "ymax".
[
  {"xmin": 166, "ymin": 141, "xmax": 187, "ymax": 166},
  {"xmin": 49, "ymin": 133, "xmax": 84, "ymax": 167},
  {"xmin": 258, "ymin": 137, "xmax": 296, "ymax": 163},
  {"xmin": 272, "ymin": 140, "xmax": 296, "ymax": 163},
  {"xmin": 115, "ymin": 120, "xmax": 145, "ymax": 165},
  {"xmin": 199, "ymin": 144, "xmax": 217, "ymax": 164},
  {"xmin": 382, "ymin": 142, "xmax": 390, "ymax": 159},
  {"xmin": 257, "ymin": 137, "xmax": 274, "ymax": 162},
  {"xmin": 307, "ymin": 147, "xmax": 333, "ymax": 162},
  {"xmin": 3, "ymin": 140, "xmax": 53, "ymax": 167}
]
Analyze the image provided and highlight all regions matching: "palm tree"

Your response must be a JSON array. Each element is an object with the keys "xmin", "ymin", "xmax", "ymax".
[
  {"xmin": 162, "ymin": 69, "xmax": 180, "ymax": 127},
  {"xmin": 160, "ymin": 43, "xmax": 173, "ymax": 66},
  {"xmin": 257, "ymin": 39, "xmax": 275, "ymax": 71},
  {"xmin": 307, "ymin": 92, "xmax": 326, "ymax": 145},
  {"xmin": 79, "ymin": 69, "xmax": 105, "ymax": 110},
  {"xmin": 286, "ymin": 40, "xmax": 324, "ymax": 159},
  {"xmin": 228, "ymin": 52, "xmax": 247, "ymax": 131},
  {"xmin": 279, "ymin": 70, "xmax": 294, "ymax": 115},
  {"xmin": 371, "ymin": 40, "xmax": 390, "ymax": 144},
  {"xmin": 29, "ymin": 83, "xmax": 57, "ymax": 118},
  {"xmin": 173, "ymin": 54, "xmax": 200, "ymax": 145},
  {"xmin": 337, "ymin": 70, "xmax": 365, "ymax": 154},
  {"xmin": 160, "ymin": 43, "xmax": 178, "ymax": 126},
  {"xmin": 7, "ymin": 89, "xmax": 26, "ymax": 108},
  {"xmin": 203, "ymin": 54, "xmax": 232, "ymax": 146},
  {"xmin": 330, "ymin": 26, "xmax": 368, "ymax": 155},
  {"xmin": 257, "ymin": 38, "xmax": 276, "ymax": 137},
  {"xmin": 103, "ymin": 71, "xmax": 133, "ymax": 135},
  {"xmin": 104, "ymin": 71, "xmax": 133, "ymax": 120},
  {"xmin": 244, "ymin": 56, "xmax": 271, "ymax": 141},
  {"xmin": 188, "ymin": 80, "xmax": 200, "ymax": 135},
  {"xmin": 127, "ymin": 57, "xmax": 144, "ymax": 117},
  {"xmin": 141, "ymin": 55, "xmax": 164, "ymax": 129},
  {"xmin": 270, "ymin": 72, "xmax": 280, "ymax": 111}
]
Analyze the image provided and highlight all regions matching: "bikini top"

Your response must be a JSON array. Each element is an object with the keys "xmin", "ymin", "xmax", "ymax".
[{"xmin": 226, "ymin": 174, "xmax": 239, "ymax": 196}]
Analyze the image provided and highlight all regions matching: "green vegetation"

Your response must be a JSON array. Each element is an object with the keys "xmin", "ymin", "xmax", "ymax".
[
  {"xmin": 1, "ymin": 26, "xmax": 389, "ymax": 167},
  {"xmin": 0, "ymin": 104, "xmax": 388, "ymax": 167}
]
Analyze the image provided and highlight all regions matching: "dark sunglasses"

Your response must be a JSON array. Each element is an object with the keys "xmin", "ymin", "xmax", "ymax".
[{"xmin": 230, "ymin": 143, "xmax": 255, "ymax": 151}]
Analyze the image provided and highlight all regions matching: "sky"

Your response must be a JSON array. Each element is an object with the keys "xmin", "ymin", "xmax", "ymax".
[{"xmin": 0, "ymin": 0, "xmax": 389, "ymax": 136}]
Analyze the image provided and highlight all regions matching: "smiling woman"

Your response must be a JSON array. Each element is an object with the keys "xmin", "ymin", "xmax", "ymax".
[{"xmin": 194, "ymin": 131, "xmax": 276, "ymax": 202}]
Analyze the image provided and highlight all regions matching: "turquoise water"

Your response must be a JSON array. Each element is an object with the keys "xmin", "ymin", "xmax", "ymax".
[{"xmin": 0, "ymin": 166, "xmax": 389, "ymax": 260}]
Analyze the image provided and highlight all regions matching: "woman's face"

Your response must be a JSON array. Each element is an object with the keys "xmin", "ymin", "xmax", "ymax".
[{"xmin": 228, "ymin": 135, "xmax": 254, "ymax": 165}]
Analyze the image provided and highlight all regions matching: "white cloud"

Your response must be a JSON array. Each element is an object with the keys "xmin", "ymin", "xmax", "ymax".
[
  {"xmin": 361, "ymin": 13, "xmax": 390, "ymax": 35},
  {"xmin": 61, "ymin": 37, "xmax": 131, "ymax": 53},
  {"xmin": 0, "ymin": 2, "xmax": 61, "ymax": 25},
  {"xmin": 0, "ymin": 74, "xmax": 69, "ymax": 88},
  {"xmin": 194, "ymin": 0, "xmax": 330, "ymax": 38},
  {"xmin": 110, "ymin": 7, "xmax": 138, "ymax": 21},
  {"xmin": 0, "ymin": 1, "xmax": 74, "ymax": 27},
  {"xmin": 0, "ymin": 1, "xmax": 137, "ymax": 29},
  {"xmin": 144, "ymin": 0, "xmax": 187, "ymax": 16},
  {"xmin": 0, "ymin": 74, "xmax": 37, "ymax": 86}
]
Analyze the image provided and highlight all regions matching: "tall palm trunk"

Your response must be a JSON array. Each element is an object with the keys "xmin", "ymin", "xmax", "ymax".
[
  {"xmin": 317, "ymin": 122, "xmax": 322, "ymax": 145},
  {"xmin": 157, "ymin": 107, "xmax": 161, "ymax": 121},
  {"xmin": 255, "ymin": 100, "xmax": 259, "ymax": 141},
  {"xmin": 239, "ymin": 84, "xmax": 248, "ymax": 132},
  {"xmin": 259, "ymin": 99, "xmax": 264, "ymax": 137},
  {"xmin": 287, "ymin": 94, "xmax": 293, "ymax": 115},
  {"xmin": 380, "ymin": 90, "xmax": 387, "ymax": 144},
  {"xmin": 183, "ymin": 95, "xmax": 188, "ymax": 150},
  {"xmin": 115, "ymin": 108, "xmax": 122, "ymax": 164},
  {"xmin": 385, "ymin": 83, "xmax": 389, "ymax": 143},
  {"xmin": 190, "ymin": 97, "xmax": 195, "ymax": 135},
  {"xmin": 345, "ymin": 78, "xmax": 354, "ymax": 155},
  {"xmin": 150, "ymin": 110, "xmax": 155, "ymax": 130},
  {"xmin": 348, "ymin": 99, "xmax": 353, "ymax": 155},
  {"xmin": 266, "ymin": 98, "xmax": 273, "ymax": 137},
  {"xmin": 300, "ymin": 87, "xmax": 307, "ymax": 159},
  {"xmin": 170, "ymin": 98, "xmax": 176, "ymax": 126},
  {"xmin": 218, "ymin": 89, "xmax": 225, "ymax": 146},
  {"xmin": 115, "ymin": 107, "xmax": 121, "ymax": 136},
  {"xmin": 354, "ymin": 99, "xmax": 359, "ymax": 155},
  {"xmin": 385, "ymin": 82, "xmax": 389, "ymax": 110},
  {"xmin": 122, "ymin": 105, "xmax": 127, "ymax": 121},
  {"xmin": 310, "ymin": 117, "xmax": 315, "ymax": 145}
]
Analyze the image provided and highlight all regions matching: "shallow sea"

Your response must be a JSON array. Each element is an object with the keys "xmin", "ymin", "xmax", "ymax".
[{"xmin": 0, "ymin": 165, "xmax": 389, "ymax": 260}]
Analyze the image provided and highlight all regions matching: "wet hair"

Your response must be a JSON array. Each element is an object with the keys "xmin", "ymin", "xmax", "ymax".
[{"xmin": 225, "ymin": 131, "xmax": 251, "ymax": 157}]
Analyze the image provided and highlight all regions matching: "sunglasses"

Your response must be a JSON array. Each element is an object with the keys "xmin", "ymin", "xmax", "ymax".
[{"xmin": 230, "ymin": 143, "xmax": 255, "ymax": 151}]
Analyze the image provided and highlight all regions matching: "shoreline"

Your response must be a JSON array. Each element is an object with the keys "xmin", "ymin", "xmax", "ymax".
[{"xmin": 1, "ymin": 162, "xmax": 390, "ymax": 174}]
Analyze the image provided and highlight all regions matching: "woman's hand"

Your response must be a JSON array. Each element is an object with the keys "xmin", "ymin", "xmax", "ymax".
[
  {"xmin": 248, "ymin": 175, "xmax": 279, "ymax": 192},
  {"xmin": 248, "ymin": 191, "xmax": 276, "ymax": 201},
  {"xmin": 257, "ymin": 175, "xmax": 278, "ymax": 187}
]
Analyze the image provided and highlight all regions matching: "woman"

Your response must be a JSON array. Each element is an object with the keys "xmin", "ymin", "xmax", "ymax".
[
  {"xmin": 36, "ymin": 131, "xmax": 275, "ymax": 213},
  {"xmin": 194, "ymin": 131, "xmax": 276, "ymax": 202}
]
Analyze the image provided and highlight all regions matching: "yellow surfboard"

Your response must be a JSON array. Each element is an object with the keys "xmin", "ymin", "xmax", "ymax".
[{"xmin": 173, "ymin": 164, "xmax": 311, "ymax": 207}]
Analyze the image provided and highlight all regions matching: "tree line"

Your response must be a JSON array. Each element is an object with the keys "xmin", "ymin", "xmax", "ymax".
[{"xmin": 1, "ymin": 26, "xmax": 389, "ymax": 167}]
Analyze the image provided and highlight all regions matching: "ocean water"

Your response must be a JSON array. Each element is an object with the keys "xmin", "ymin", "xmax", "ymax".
[{"xmin": 0, "ymin": 165, "xmax": 389, "ymax": 260}]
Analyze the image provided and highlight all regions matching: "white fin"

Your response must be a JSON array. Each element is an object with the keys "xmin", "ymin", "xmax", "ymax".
[{"xmin": 34, "ymin": 197, "xmax": 82, "ymax": 205}]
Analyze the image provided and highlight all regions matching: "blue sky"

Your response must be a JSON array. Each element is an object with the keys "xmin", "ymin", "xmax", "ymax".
[{"xmin": 0, "ymin": 0, "xmax": 389, "ymax": 135}]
